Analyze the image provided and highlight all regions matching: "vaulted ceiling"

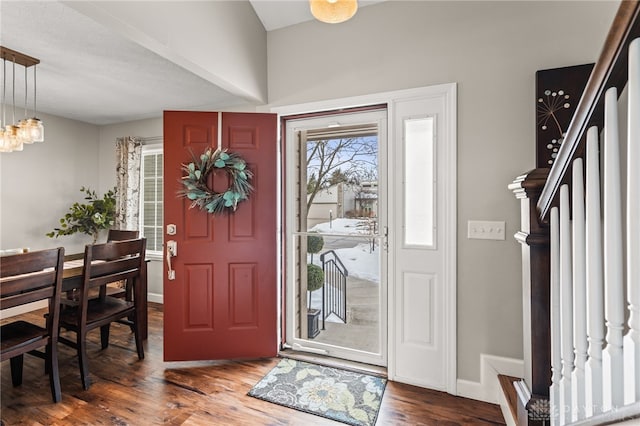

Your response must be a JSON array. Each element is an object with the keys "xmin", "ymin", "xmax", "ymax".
[{"xmin": 0, "ymin": 1, "xmax": 382, "ymax": 126}]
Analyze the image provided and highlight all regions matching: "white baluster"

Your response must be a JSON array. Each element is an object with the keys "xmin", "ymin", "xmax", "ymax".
[
  {"xmin": 572, "ymin": 158, "xmax": 587, "ymax": 420},
  {"xmin": 551, "ymin": 206, "xmax": 561, "ymax": 426},
  {"xmin": 585, "ymin": 126, "xmax": 604, "ymax": 416},
  {"xmin": 624, "ymin": 37, "xmax": 640, "ymax": 405},
  {"xmin": 602, "ymin": 87, "xmax": 625, "ymax": 411},
  {"xmin": 559, "ymin": 184, "xmax": 574, "ymax": 424}
]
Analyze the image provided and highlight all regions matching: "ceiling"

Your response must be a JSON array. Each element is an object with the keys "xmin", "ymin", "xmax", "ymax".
[{"xmin": 0, "ymin": 1, "xmax": 382, "ymax": 126}]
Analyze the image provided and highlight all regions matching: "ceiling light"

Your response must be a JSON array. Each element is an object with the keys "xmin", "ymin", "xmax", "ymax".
[
  {"xmin": 310, "ymin": 0, "xmax": 358, "ymax": 24},
  {"xmin": 0, "ymin": 46, "xmax": 44, "ymax": 153}
]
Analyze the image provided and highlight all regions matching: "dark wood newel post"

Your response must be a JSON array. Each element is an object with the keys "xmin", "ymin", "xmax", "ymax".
[{"xmin": 508, "ymin": 168, "xmax": 551, "ymax": 425}]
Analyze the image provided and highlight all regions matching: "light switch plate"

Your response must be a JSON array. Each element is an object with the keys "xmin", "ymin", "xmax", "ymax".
[{"xmin": 467, "ymin": 220, "xmax": 506, "ymax": 240}]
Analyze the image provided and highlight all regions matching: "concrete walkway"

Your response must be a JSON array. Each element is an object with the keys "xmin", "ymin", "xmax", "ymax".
[{"xmin": 311, "ymin": 275, "xmax": 380, "ymax": 353}]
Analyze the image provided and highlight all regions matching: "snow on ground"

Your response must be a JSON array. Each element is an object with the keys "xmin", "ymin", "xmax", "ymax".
[
  {"xmin": 331, "ymin": 243, "xmax": 379, "ymax": 283},
  {"xmin": 310, "ymin": 218, "xmax": 375, "ymax": 235},
  {"xmin": 309, "ymin": 243, "xmax": 379, "ymax": 283},
  {"xmin": 307, "ymin": 220, "xmax": 381, "ymax": 324}
]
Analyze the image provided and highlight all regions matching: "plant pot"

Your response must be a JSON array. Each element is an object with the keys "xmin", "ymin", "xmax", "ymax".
[{"xmin": 307, "ymin": 308, "xmax": 321, "ymax": 339}]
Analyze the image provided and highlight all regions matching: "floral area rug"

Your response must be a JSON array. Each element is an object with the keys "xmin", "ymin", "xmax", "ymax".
[{"xmin": 248, "ymin": 358, "xmax": 387, "ymax": 426}]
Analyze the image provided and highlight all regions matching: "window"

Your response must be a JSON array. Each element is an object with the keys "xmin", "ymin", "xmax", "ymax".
[{"xmin": 140, "ymin": 146, "xmax": 163, "ymax": 256}]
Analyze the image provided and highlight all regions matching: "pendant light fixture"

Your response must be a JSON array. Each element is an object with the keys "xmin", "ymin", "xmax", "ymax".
[
  {"xmin": 0, "ymin": 46, "xmax": 44, "ymax": 153},
  {"xmin": 310, "ymin": 0, "xmax": 358, "ymax": 24}
]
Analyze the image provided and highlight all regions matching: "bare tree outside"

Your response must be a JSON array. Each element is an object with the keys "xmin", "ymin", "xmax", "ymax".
[{"xmin": 306, "ymin": 136, "xmax": 378, "ymax": 213}]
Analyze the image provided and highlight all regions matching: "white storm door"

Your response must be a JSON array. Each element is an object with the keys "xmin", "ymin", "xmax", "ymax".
[{"xmin": 390, "ymin": 84, "xmax": 457, "ymax": 391}]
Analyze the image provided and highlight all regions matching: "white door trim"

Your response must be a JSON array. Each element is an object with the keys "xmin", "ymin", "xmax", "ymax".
[{"xmin": 272, "ymin": 83, "xmax": 457, "ymax": 394}]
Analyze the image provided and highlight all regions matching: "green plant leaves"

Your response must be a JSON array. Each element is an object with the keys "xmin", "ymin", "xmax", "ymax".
[{"xmin": 47, "ymin": 187, "xmax": 117, "ymax": 240}]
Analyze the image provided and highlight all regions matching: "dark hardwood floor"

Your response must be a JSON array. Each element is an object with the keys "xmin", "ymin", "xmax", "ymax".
[{"xmin": 1, "ymin": 303, "xmax": 505, "ymax": 425}]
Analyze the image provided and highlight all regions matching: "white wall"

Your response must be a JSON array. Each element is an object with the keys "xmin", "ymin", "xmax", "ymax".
[
  {"xmin": 0, "ymin": 112, "xmax": 100, "ymax": 255},
  {"xmin": 266, "ymin": 0, "xmax": 618, "ymax": 382}
]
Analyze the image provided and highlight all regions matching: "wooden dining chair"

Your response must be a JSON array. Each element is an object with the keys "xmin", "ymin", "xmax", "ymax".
[
  {"xmin": 0, "ymin": 247, "xmax": 65, "ymax": 403},
  {"xmin": 58, "ymin": 238, "xmax": 146, "ymax": 390},
  {"xmin": 107, "ymin": 229, "xmax": 139, "ymax": 242},
  {"xmin": 105, "ymin": 229, "xmax": 140, "ymax": 299}
]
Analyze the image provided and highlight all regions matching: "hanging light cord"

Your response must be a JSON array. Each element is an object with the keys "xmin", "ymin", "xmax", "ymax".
[
  {"xmin": 2, "ymin": 58, "xmax": 5, "ymax": 127},
  {"xmin": 23, "ymin": 64, "xmax": 28, "ymax": 119},
  {"xmin": 11, "ymin": 55, "xmax": 16, "ymax": 124},
  {"xmin": 33, "ymin": 65, "xmax": 37, "ymax": 117}
]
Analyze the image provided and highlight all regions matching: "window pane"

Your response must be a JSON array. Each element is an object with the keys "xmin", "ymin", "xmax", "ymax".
[
  {"xmin": 143, "ymin": 226, "xmax": 156, "ymax": 250},
  {"xmin": 155, "ymin": 228, "xmax": 163, "ymax": 252},
  {"xmin": 141, "ymin": 151, "xmax": 163, "ymax": 253},
  {"xmin": 143, "ymin": 179, "xmax": 156, "ymax": 201},
  {"xmin": 144, "ymin": 203, "xmax": 156, "ymax": 226},
  {"xmin": 404, "ymin": 117, "xmax": 434, "ymax": 247},
  {"xmin": 143, "ymin": 155, "xmax": 155, "ymax": 172},
  {"xmin": 156, "ymin": 203, "xmax": 163, "ymax": 224},
  {"xmin": 156, "ymin": 178, "xmax": 163, "ymax": 201}
]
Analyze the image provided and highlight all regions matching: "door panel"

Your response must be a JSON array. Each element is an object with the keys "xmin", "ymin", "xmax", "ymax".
[
  {"xmin": 391, "ymin": 89, "xmax": 455, "ymax": 390},
  {"xmin": 163, "ymin": 111, "xmax": 277, "ymax": 361}
]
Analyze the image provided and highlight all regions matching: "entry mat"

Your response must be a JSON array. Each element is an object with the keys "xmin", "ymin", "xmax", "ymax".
[{"xmin": 247, "ymin": 358, "xmax": 387, "ymax": 426}]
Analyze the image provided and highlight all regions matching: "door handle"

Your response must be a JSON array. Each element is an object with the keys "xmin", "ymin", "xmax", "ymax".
[{"xmin": 166, "ymin": 240, "xmax": 177, "ymax": 280}]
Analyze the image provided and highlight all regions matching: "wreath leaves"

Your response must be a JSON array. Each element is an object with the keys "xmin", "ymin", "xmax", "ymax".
[{"xmin": 179, "ymin": 147, "xmax": 254, "ymax": 214}]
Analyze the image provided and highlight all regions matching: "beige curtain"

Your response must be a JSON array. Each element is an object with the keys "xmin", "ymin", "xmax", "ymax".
[{"xmin": 115, "ymin": 137, "xmax": 142, "ymax": 230}]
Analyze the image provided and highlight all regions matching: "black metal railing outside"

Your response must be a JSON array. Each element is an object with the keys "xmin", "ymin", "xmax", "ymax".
[{"xmin": 320, "ymin": 250, "xmax": 348, "ymax": 329}]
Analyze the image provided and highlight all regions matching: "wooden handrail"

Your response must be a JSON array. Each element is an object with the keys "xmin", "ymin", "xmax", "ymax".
[{"xmin": 537, "ymin": 0, "xmax": 640, "ymax": 221}]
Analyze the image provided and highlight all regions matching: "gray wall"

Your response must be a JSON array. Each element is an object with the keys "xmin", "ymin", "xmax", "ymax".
[
  {"xmin": 0, "ymin": 112, "xmax": 100, "ymax": 255},
  {"xmin": 266, "ymin": 0, "xmax": 618, "ymax": 381}
]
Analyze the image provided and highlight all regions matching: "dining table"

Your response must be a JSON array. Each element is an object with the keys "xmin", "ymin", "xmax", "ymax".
[{"xmin": 61, "ymin": 253, "xmax": 148, "ymax": 340}]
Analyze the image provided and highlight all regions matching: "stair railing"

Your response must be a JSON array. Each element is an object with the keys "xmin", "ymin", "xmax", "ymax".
[
  {"xmin": 320, "ymin": 250, "xmax": 348, "ymax": 329},
  {"xmin": 511, "ymin": 2, "xmax": 640, "ymax": 424}
]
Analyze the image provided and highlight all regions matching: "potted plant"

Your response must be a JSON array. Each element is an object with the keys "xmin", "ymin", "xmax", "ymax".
[
  {"xmin": 307, "ymin": 233, "xmax": 324, "ymax": 263},
  {"xmin": 47, "ymin": 187, "xmax": 116, "ymax": 244},
  {"xmin": 307, "ymin": 263, "xmax": 324, "ymax": 339}
]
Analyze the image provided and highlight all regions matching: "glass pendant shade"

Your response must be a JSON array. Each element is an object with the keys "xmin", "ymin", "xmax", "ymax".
[
  {"xmin": 0, "ymin": 46, "xmax": 44, "ymax": 151},
  {"xmin": 28, "ymin": 117, "xmax": 44, "ymax": 142},
  {"xmin": 0, "ymin": 129, "xmax": 10, "ymax": 152},
  {"xmin": 17, "ymin": 119, "xmax": 33, "ymax": 144},
  {"xmin": 310, "ymin": 0, "xmax": 357, "ymax": 24},
  {"xmin": 5, "ymin": 124, "xmax": 23, "ymax": 151}
]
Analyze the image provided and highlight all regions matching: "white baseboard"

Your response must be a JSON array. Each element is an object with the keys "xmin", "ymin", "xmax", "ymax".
[
  {"xmin": 148, "ymin": 292, "xmax": 163, "ymax": 304},
  {"xmin": 456, "ymin": 353, "xmax": 524, "ymax": 405}
]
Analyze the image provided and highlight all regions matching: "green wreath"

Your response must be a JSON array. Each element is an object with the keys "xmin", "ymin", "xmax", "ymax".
[{"xmin": 179, "ymin": 147, "xmax": 253, "ymax": 214}]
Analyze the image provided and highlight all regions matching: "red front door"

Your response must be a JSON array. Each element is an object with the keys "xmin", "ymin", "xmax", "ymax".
[{"xmin": 163, "ymin": 111, "xmax": 277, "ymax": 361}]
